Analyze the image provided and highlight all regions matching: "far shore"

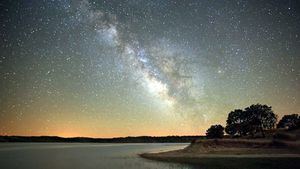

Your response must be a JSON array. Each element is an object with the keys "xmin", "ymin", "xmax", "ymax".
[{"xmin": 0, "ymin": 135, "xmax": 201, "ymax": 143}]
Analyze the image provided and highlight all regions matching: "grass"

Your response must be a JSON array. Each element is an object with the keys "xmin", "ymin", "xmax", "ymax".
[
  {"xmin": 140, "ymin": 137, "xmax": 300, "ymax": 169},
  {"xmin": 181, "ymin": 157, "xmax": 300, "ymax": 169},
  {"xmin": 141, "ymin": 152, "xmax": 300, "ymax": 169}
]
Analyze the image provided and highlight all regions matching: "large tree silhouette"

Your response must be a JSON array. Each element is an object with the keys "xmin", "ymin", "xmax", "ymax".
[
  {"xmin": 225, "ymin": 104, "xmax": 277, "ymax": 137},
  {"xmin": 244, "ymin": 104, "xmax": 277, "ymax": 137},
  {"xmin": 225, "ymin": 109, "xmax": 244, "ymax": 136}
]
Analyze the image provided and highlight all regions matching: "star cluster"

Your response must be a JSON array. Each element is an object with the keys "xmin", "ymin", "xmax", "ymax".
[{"xmin": 0, "ymin": 0, "xmax": 299, "ymax": 137}]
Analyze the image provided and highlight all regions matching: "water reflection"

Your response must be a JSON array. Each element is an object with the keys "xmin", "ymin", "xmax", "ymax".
[{"xmin": 0, "ymin": 143, "xmax": 192, "ymax": 169}]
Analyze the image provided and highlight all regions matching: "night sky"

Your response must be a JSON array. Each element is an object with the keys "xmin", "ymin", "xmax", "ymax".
[{"xmin": 1, "ymin": 0, "xmax": 299, "ymax": 137}]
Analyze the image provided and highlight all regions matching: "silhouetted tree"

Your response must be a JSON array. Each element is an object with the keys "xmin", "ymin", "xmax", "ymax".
[
  {"xmin": 206, "ymin": 124, "xmax": 224, "ymax": 139},
  {"xmin": 277, "ymin": 114, "xmax": 300, "ymax": 130},
  {"xmin": 244, "ymin": 104, "xmax": 277, "ymax": 137},
  {"xmin": 225, "ymin": 124, "xmax": 237, "ymax": 136},
  {"xmin": 225, "ymin": 104, "xmax": 277, "ymax": 138},
  {"xmin": 225, "ymin": 109, "xmax": 245, "ymax": 137}
]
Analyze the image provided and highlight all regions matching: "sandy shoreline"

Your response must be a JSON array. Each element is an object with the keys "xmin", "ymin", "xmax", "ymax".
[
  {"xmin": 141, "ymin": 152, "xmax": 300, "ymax": 159},
  {"xmin": 140, "ymin": 139, "xmax": 300, "ymax": 165}
]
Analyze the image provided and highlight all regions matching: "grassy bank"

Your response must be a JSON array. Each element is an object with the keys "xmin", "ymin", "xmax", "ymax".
[
  {"xmin": 140, "ymin": 154, "xmax": 300, "ymax": 169},
  {"xmin": 140, "ymin": 137, "xmax": 300, "ymax": 168}
]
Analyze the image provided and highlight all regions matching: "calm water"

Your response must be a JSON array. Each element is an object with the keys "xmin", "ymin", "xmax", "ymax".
[{"xmin": 0, "ymin": 143, "xmax": 192, "ymax": 169}]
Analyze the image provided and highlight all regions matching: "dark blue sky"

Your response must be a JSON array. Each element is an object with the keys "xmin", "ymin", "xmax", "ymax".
[{"xmin": 0, "ymin": 0, "xmax": 299, "ymax": 137}]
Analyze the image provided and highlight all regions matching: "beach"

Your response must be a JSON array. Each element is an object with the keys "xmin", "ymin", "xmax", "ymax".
[{"xmin": 140, "ymin": 138, "xmax": 300, "ymax": 168}]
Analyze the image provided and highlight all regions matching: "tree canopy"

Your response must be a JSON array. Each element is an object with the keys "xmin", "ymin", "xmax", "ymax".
[
  {"xmin": 225, "ymin": 109, "xmax": 245, "ymax": 136},
  {"xmin": 206, "ymin": 124, "xmax": 224, "ymax": 139},
  {"xmin": 277, "ymin": 114, "xmax": 300, "ymax": 130},
  {"xmin": 225, "ymin": 104, "xmax": 277, "ymax": 138}
]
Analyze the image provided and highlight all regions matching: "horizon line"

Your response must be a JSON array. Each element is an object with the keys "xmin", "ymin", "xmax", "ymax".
[{"xmin": 0, "ymin": 134, "xmax": 204, "ymax": 139}]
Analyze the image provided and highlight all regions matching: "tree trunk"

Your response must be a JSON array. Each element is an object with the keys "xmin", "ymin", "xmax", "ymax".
[{"xmin": 260, "ymin": 126, "xmax": 265, "ymax": 137}]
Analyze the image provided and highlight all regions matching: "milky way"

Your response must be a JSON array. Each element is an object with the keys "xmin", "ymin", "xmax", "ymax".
[{"xmin": 0, "ymin": 0, "xmax": 299, "ymax": 137}]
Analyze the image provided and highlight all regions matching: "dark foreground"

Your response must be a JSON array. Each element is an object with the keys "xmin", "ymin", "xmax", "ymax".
[
  {"xmin": 141, "ymin": 155, "xmax": 300, "ymax": 169},
  {"xmin": 140, "ymin": 138, "xmax": 300, "ymax": 169},
  {"xmin": 1, "ymin": 142, "xmax": 299, "ymax": 169}
]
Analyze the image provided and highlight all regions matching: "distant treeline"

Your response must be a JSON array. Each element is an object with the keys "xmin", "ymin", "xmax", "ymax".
[{"xmin": 0, "ymin": 135, "xmax": 203, "ymax": 143}]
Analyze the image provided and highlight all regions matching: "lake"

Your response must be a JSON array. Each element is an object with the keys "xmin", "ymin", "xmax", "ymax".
[{"xmin": 0, "ymin": 143, "xmax": 192, "ymax": 169}]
